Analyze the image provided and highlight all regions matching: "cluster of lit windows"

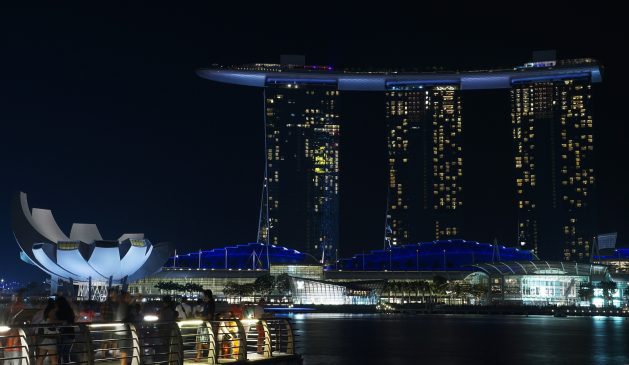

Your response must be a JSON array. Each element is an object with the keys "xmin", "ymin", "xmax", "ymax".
[
  {"xmin": 511, "ymin": 85, "xmax": 545, "ymax": 254},
  {"xmin": 511, "ymin": 80, "xmax": 595, "ymax": 260},
  {"xmin": 264, "ymin": 85, "xmax": 340, "ymax": 261},
  {"xmin": 497, "ymin": 275, "xmax": 588, "ymax": 305},
  {"xmin": 57, "ymin": 241, "xmax": 81, "ymax": 250},
  {"xmin": 430, "ymin": 87, "xmax": 463, "ymax": 240},
  {"xmin": 435, "ymin": 220, "xmax": 458, "ymax": 240},
  {"xmin": 431, "ymin": 86, "xmax": 463, "ymax": 216},
  {"xmin": 130, "ymin": 271, "xmax": 260, "ymax": 297},
  {"xmin": 384, "ymin": 91, "xmax": 424, "ymax": 243},
  {"xmin": 384, "ymin": 86, "xmax": 462, "ymax": 243},
  {"xmin": 269, "ymin": 265, "xmax": 324, "ymax": 280},
  {"xmin": 558, "ymin": 81, "xmax": 594, "ymax": 261}
]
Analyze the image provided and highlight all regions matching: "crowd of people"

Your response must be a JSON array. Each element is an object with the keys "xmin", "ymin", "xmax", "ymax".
[{"xmin": 1, "ymin": 288, "xmax": 271, "ymax": 364}]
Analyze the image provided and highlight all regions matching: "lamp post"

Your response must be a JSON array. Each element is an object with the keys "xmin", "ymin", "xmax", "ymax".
[
  {"xmin": 443, "ymin": 249, "xmax": 447, "ymax": 271},
  {"xmin": 416, "ymin": 249, "xmax": 419, "ymax": 272},
  {"xmin": 362, "ymin": 250, "xmax": 365, "ymax": 271}
]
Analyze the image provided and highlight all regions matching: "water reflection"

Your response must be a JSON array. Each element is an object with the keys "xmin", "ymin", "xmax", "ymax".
[{"xmin": 282, "ymin": 313, "xmax": 629, "ymax": 365}]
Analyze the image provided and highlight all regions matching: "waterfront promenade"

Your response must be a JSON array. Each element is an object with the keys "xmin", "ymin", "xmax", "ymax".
[{"xmin": 0, "ymin": 318, "xmax": 301, "ymax": 365}]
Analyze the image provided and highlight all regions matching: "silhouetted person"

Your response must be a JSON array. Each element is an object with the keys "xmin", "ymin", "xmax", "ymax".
[
  {"xmin": 200, "ymin": 290, "xmax": 215, "ymax": 321},
  {"xmin": 55, "ymin": 296, "xmax": 75, "ymax": 364},
  {"xmin": 159, "ymin": 296, "xmax": 177, "ymax": 322},
  {"xmin": 116, "ymin": 292, "xmax": 138, "ymax": 365}
]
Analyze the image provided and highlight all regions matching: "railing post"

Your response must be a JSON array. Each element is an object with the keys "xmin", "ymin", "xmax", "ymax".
[
  {"xmin": 282, "ymin": 319, "xmax": 294, "ymax": 355},
  {"xmin": 169, "ymin": 322, "xmax": 184, "ymax": 365},
  {"xmin": 79, "ymin": 324, "xmax": 95, "ymax": 365},
  {"xmin": 18, "ymin": 328, "xmax": 29, "ymax": 365},
  {"xmin": 204, "ymin": 321, "xmax": 217, "ymax": 365},
  {"xmin": 128, "ymin": 323, "xmax": 140, "ymax": 365},
  {"xmin": 235, "ymin": 320, "xmax": 247, "ymax": 361},
  {"xmin": 260, "ymin": 320, "xmax": 272, "ymax": 358}
]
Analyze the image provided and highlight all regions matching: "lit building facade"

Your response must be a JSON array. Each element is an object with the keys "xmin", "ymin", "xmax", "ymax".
[
  {"xmin": 473, "ymin": 261, "xmax": 608, "ymax": 306},
  {"xmin": 385, "ymin": 85, "xmax": 463, "ymax": 245},
  {"xmin": 594, "ymin": 249, "xmax": 629, "ymax": 274},
  {"xmin": 511, "ymin": 67, "xmax": 597, "ymax": 261},
  {"xmin": 134, "ymin": 241, "xmax": 626, "ymax": 307},
  {"xmin": 261, "ymin": 82, "xmax": 340, "ymax": 262}
]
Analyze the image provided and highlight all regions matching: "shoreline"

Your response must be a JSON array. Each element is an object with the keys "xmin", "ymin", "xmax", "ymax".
[{"xmin": 266, "ymin": 304, "xmax": 629, "ymax": 317}]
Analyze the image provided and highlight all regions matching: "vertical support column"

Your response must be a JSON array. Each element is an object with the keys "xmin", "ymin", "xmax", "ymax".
[
  {"xmin": 168, "ymin": 322, "xmax": 183, "ymax": 365},
  {"xmin": 260, "ymin": 320, "xmax": 272, "ymax": 358},
  {"xmin": 205, "ymin": 321, "xmax": 217, "ymax": 365},
  {"xmin": 50, "ymin": 275, "xmax": 59, "ymax": 295},
  {"xmin": 128, "ymin": 324, "xmax": 140, "ymax": 365},
  {"xmin": 17, "ymin": 328, "xmax": 29, "ymax": 365},
  {"xmin": 235, "ymin": 320, "xmax": 247, "ymax": 361},
  {"xmin": 282, "ymin": 319, "xmax": 294, "ymax": 355},
  {"xmin": 79, "ymin": 324, "xmax": 95, "ymax": 365}
]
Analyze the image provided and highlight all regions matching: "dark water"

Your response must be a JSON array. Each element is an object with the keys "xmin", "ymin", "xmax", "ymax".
[{"xmin": 287, "ymin": 313, "xmax": 629, "ymax": 365}]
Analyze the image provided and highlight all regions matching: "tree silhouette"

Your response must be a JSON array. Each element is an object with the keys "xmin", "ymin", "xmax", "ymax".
[{"xmin": 598, "ymin": 280, "xmax": 617, "ymax": 307}]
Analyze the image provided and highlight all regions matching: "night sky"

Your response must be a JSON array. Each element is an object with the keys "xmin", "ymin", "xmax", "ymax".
[{"xmin": 1, "ymin": 4, "xmax": 626, "ymax": 281}]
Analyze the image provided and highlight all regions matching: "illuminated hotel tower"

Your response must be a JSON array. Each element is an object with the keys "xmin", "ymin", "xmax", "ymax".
[
  {"xmin": 385, "ymin": 85, "xmax": 463, "ymax": 246},
  {"xmin": 260, "ymin": 82, "xmax": 340, "ymax": 262},
  {"xmin": 511, "ymin": 61, "xmax": 596, "ymax": 261}
]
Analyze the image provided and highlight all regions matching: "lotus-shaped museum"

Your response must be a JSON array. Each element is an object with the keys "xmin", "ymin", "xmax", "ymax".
[{"xmin": 11, "ymin": 192, "xmax": 171, "ymax": 283}]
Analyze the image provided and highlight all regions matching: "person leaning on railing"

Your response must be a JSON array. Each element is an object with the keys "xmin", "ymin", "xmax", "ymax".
[
  {"xmin": 193, "ymin": 317, "xmax": 210, "ymax": 362},
  {"xmin": 97, "ymin": 289, "xmax": 119, "ymax": 359},
  {"xmin": 35, "ymin": 300, "xmax": 59, "ymax": 365},
  {"xmin": 55, "ymin": 296, "xmax": 75, "ymax": 364},
  {"xmin": 216, "ymin": 312, "xmax": 233, "ymax": 359},
  {"xmin": 116, "ymin": 292, "xmax": 138, "ymax": 365},
  {"xmin": 252, "ymin": 298, "xmax": 275, "ymax": 355},
  {"xmin": 192, "ymin": 290, "xmax": 216, "ymax": 361}
]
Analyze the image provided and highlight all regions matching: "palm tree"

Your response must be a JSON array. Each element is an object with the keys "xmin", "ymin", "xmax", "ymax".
[
  {"xmin": 470, "ymin": 284, "xmax": 487, "ymax": 305},
  {"xmin": 420, "ymin": 281, "xmax": 429, "ymax": 305},
  {"xmin": 578, "ymin": 283, "xmax": 594, "ymax": 304},
  {"xmin": 431, "ymin": 275, "xmax": 448, "ymax": 304},
  {"xmin": 599, "ymin": 281, "xmax": 618, "ymax": 307},
  {"xmin": 383, "ymin": 280, "xmax": 393, "ymax": 302}
]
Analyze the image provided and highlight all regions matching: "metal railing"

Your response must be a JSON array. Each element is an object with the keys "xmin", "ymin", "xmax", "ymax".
[{"xmin": 0, "ymin": 318, "xmax": 297, "ymax": 365}]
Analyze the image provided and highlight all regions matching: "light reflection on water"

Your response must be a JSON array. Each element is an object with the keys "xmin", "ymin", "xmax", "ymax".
[{"xmin": 280, "ymin": 313, "xmax": 629, "ymax": 365}]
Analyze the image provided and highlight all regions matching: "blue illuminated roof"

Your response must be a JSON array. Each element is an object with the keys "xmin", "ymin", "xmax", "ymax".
[
  {"xmin": 167, "ymin": 243, "xmax": 318, "ymax": 270},
  {"xmin": 594, "ymin": 249, "xmax": 629, "ymax": 260},
  {"xmin": 197, "ymin": 63, "xmax": 602, "ymax": 91},
  {"xmin": 333, "ymin": 239, "xmax": 536, "ymax": 272}
]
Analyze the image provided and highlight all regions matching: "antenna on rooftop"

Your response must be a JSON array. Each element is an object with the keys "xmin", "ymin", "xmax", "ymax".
[
  {"xmin": 257, "ymin": 89, "xmax": 271, "ymax": 246},
  {"xmin": 491, "ymin": 238, "xmax": 501, "ymax": 263}
]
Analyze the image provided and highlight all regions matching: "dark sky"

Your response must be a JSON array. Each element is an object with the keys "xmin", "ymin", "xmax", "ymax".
[{"xmin": 1, "ymin": 4, "xmax": 627, "ymax": 281}]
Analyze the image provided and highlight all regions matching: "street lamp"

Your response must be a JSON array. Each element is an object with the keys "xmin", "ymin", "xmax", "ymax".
[{"xmin": 416, "ymin": 249, "xmax": 419, "ymax": 272}]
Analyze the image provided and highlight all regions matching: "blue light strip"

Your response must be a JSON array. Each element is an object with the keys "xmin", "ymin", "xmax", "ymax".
[
  {"xmin": 265, "ymin": 78, "xmax": 338, "ymax": 86},
  {"xmin": 510, "ymin": 72, "xmax": 591, "ymax": 85},
  {"xmin": 385, "ymin": 79, "xmax": 460, "ymax": 89}
]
